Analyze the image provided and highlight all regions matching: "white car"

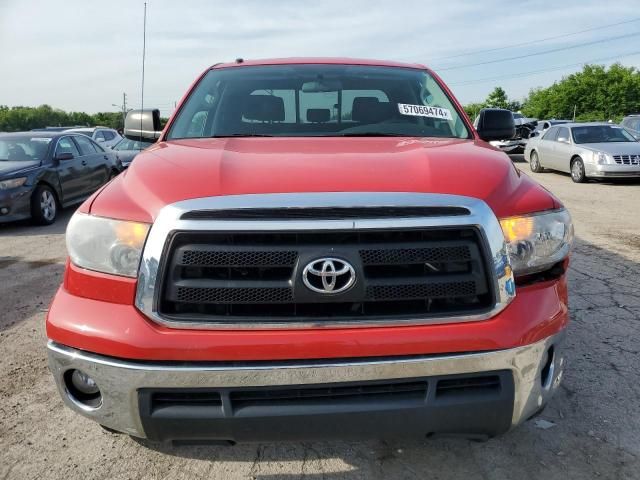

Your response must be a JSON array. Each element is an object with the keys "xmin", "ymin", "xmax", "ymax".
[
  {"xmin": 64, "ymin": 127, "xmax": 122, "ymax": 149},
  {"xmin": 524, "ymin": 122, "xmax": 640, "ymax": 182}
]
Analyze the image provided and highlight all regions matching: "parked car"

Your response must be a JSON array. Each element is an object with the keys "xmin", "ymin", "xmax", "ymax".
[
  {"xmin": 0, "ymin": 131, "xmax": 121, "ymax": 225},
  {"xmin": 64, "ymin": 127, "xmax": 122, "ymax": 149},
  {"xmin": 47, "ymin": 59, "xmax": 573, "ymax": 443},
  {"xmin": 111, "ymin": 137, "xmax": 153, "ymax": 168},
  {"xmin": 525, "ymin": 122, "xmax": 640, "ymax": 182},
  {"xmin": 620, "ymin": 114, "xmax": 640, "ymax": 139},
  {"xmin": 535, "ymin": 119, "xmax": 571, "ymax": 136}
]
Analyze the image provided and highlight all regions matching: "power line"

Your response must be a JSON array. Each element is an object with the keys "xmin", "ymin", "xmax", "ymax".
[
  {"xmin": 435, "ymin": 31, "xmax": 640, "ymax": 71},
  {"xmin": 449, "ymin": 50, "xmax": 640, "ymax": 86},
  {"xmin": 426, "ymin": 17, "xmax": 640, "ymax": 62}
]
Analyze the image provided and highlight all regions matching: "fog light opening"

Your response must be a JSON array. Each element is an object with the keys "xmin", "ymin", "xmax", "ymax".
[
  {"xmin": 540, "ymin": 346, "xmax": 555, "ymax": 390},
  {"xmin": 64, "ymin": 369, "xmax": 102, "ymax": 409}
]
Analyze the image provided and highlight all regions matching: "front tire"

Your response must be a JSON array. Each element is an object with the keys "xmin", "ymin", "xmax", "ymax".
[
  {"xmin": 30, "ymin": 185, "xmax": 58, "ymax": 225},
  {"xmin": 529, "ymin": 151, "xmax": 544, "ymax": 173},
  {"xmin": 571, "ymin": 157, "xmax": 587, "ymax": 183}
]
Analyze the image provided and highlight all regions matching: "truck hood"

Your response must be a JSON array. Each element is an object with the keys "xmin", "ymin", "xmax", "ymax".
[{"xmin": 89, "ymin": 137, "xmax": 558, "ymax": 222}]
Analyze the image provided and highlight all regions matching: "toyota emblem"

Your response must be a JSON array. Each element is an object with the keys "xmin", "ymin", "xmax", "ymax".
[{"xmin": 302, "ymin": 258, "xmax": 356, "ymax": 294}]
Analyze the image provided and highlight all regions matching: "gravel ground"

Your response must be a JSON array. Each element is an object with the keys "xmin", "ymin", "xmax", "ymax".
[{"xmin": 1, "ymin": 158, "xmax": 639, "ymax": 479}]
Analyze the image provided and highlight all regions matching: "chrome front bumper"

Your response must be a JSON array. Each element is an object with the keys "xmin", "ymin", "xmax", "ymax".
[
  {"xmin": 47, "ymin": 333, "xmax": 564, "ymax": 439},
  {"xmin": 589, "ymin": 164, "xmax": 640, "ymax": 177}
]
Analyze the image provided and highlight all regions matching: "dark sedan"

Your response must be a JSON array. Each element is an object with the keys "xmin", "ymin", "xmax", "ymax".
[
  {"xmin": 0, "ymin": 132, "xmax": 122, "ymax": 225},
  {"xmin": 111, "ymin": 137, "xmax": 153, "ymax": 168}
]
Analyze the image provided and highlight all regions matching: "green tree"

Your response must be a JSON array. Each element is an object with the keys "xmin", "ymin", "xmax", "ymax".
[
  {"xmin": 0, "ymin": 105, "xmax": 125, "ymax": 132},
  {"xmin": 484, "ymin": 87, "xmax": 510, "ymax": 109},
  {"xmin": 463, "ymin": 87, "xmax": 522, "ymax": 121},
  {"xmin": 521, "ymin": 63, "xmax": 640, "ymax": 122}
]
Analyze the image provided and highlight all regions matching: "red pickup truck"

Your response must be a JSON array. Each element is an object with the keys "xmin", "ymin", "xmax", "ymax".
[{"xmin": 47, "ymin": 58, "xmax": 573, "ymax": 443}]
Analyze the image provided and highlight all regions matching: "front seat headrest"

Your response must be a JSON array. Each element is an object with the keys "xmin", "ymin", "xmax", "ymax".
[
  {"xmin": 243, "ymin": 95, "xmax": 285, "ymax": 122},
  {"xmin": 351, "ymin": 97, "xmax": 393, "ymax": 123}
]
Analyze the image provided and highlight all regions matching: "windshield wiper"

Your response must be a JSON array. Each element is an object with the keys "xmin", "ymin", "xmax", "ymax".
[{"xmin": 211, "ymin": 134, "xmax": 275, "ymax": 138}]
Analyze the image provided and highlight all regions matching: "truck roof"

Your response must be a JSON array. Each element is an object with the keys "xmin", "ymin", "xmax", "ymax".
[{"xmin": 211, "ymin": 57, "xmax": 427, "ymax": 70}]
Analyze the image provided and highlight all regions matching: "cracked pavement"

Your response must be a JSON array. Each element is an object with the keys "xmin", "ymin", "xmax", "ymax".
[{"xmin": 0, "ymin": 159, "xmax": 638, "ymax": 479}]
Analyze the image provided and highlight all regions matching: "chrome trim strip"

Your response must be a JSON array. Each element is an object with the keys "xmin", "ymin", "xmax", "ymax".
[
  {"xmin": 135, "ymin": 193, "xmax": 515, "ymax": 329},
  {"xmin": 47, "ymin": 333, "xmax": 564, "ymax": 438}
]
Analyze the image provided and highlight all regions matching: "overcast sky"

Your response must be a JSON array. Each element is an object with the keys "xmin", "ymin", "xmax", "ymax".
[{"xmin": 1, "ymin": 0, "xmax": 639, "ymax": 116}]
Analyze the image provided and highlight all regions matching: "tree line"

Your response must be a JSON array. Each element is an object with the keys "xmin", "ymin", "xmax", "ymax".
[
  {"xmin": 2, "ymin": 63, "xmax": 639, "ymax": 132},
  {"xmin": 464, "ymin": 63, "xmax": 640, "ymax": 123},
  {"xmin": 0, "ymin": 105, "xmax": 125, "ymax": 132}
]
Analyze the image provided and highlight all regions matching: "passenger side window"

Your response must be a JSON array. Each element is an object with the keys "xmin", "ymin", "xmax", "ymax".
[
  {"xmin": 55, "ymin": 137, "xmax": 80, "ymax": 158},
  {"xmin": 102, "ymin": 130, "xmax": 115, "ymax": 141},
  {"xmin": 187, "ymin": 111, "xmax": 208, "ymax": 136},
  {"xmin": 74, "ymin": 135, "xmax": 99, "ymax": 155},
  {"xmin": 94, "ymin": 130, "xmax": 106, "ymax": 141}
]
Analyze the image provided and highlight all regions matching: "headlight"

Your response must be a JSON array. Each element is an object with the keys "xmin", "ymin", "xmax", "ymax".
[
  {"xmin": 66, "ymin": 213, "xmax": 150, "ymax": 277},
  {"xmin": 593, "ymin": 151, "xmax": 608, "ymax": 164},
  {"xmin": 500, "ymin": 209, "xmax": 573, "ymax": 275},
  {"xmin": 0, "ymin": 177, "xmax": 27, "ymax": 190}
]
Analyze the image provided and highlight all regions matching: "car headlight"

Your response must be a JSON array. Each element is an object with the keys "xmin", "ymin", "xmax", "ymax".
[
  {"xmin": 0, "ymin": 177, "xmax": 27, "ymax": 190},
  {"xmin": 593, "ymin": 151, "xmax": 608, "ymax": 164},
  {"xmin": 500, "ymin": 209, "xmax": 573, "ymax": 276},
  {"xmin": 66, "ymin": 213, "xmax": 150, "ymax": 277}
]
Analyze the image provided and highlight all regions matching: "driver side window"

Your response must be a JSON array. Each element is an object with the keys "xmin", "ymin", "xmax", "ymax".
[
  {"xmin": 556, "ymin": 127, "xmax": 570, "ymax": 143},
  {"xmin": 542, "ymin": 127, "xmax": 558, "ymax": 141}
]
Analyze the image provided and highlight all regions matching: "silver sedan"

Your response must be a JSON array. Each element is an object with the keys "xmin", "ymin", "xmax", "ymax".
[{"xmin": 524, "ymin": 122, "xmax": 640, "ymax": 182}]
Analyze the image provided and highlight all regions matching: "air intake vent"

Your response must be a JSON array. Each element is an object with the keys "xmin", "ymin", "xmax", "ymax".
[
  {"xmin": 435, "ymin": 375, "xmax": 501, "ymax": 398},
  {"xmin": 230, "ymin": 380, "xmax": 428, "ymax": 409},
  {"xmin": 151, "ymin": 391, "xmax": 222, "ymax": 412}
]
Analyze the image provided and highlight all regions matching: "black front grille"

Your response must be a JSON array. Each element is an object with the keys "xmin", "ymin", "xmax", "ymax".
[{"xmin": 159, "ymin": 227, "xmax": 493, "ymax": 324}]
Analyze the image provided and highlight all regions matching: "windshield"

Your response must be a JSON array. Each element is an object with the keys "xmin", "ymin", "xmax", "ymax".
[
  {"xmin": 572, "ymin": 125, "xmax": 636, "ymax": 144},
  {"xmin": 167, "ymin": 65, "xmax": 470, "ymax": 139},
  {"xmin": 0, "ymin": 136, "xmax": 51, "ymax": 162},
  {"xmin": 114, "ymin": 138, "xmax": 152, "ymax": 151}
]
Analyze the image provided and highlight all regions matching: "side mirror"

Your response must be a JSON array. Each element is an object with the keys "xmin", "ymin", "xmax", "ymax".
[
  {"xmin": 55, "ymin": 152, "xmax": 74, "ymax": 161},
  {"xmin": 124, "ymin": 109, "xmax": 162, "ymax": 142},
  {"xmin": 475, "ymin": 108, "xmax": 516, "ymax": 142}
]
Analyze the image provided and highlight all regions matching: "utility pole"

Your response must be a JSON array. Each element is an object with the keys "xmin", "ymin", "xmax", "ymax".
[
  {"xmin": 122, "ymin": 92, "xmax": 127, "ymax": 126},
  {"xmin": 112, "ymin": 92, "xmax": 128, "ymax": 129}
]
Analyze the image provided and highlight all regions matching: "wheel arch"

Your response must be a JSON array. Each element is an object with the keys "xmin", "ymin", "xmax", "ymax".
[
  {"xmin": 34, "ymin": 179, "xmax": 61, "ymax": 206},
  {"xmin": 570, "ymin": 154, "xmax": 584, "ymax": 172}
]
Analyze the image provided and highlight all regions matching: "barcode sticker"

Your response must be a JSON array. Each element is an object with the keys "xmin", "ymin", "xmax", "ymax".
[{"xmin": 398, "ymin": 104, "xmax": 452, "ymax": 120}]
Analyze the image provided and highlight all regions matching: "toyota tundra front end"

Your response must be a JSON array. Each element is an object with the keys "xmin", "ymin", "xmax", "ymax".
[{"xmin": 47, "ymin": 58, "xmax": 573, "ymax": 442}]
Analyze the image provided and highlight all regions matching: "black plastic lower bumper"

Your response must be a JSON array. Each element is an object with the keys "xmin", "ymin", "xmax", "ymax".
[{"xmin": 138, "ymin": 371, "xmax": 515, "ymax": 442}]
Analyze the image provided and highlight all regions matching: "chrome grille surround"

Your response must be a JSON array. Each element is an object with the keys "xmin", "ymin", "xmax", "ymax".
[{"xmin": 135, "ymin": 192, "xmax": 515, "ymax": 329}]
